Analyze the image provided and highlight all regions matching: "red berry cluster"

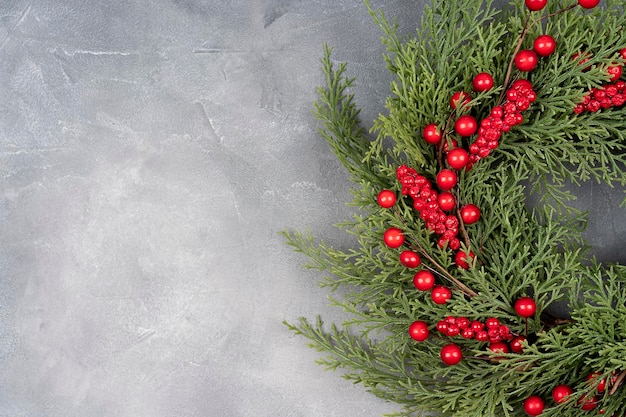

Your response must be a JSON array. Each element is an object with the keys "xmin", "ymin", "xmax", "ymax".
[
  {"xmin": 468, "ymin": 79, "xmax": 537, "ymax": 166},
  {"xmin": 396, "ymin": 165, "xmax": 461, "ymax": 250},
  {"xmin": 436, "ymin": 316, "xmax": 513, "ymax": 344},
  {"xmin": 574, "ymin": 81, "xmax": 626, "ymax": 114}
]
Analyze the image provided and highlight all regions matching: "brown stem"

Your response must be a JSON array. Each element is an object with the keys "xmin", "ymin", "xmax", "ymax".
[
  {"xmin": 437, "ymin": 110, "xmax": 459, "ymax": 167},
  {"xmin": 609, "ymin": 369, "xmax": 626, "ymax": 396},
  {"xmin": 455, "ymin": 205, "xmax": 472, "ymax": 250}
]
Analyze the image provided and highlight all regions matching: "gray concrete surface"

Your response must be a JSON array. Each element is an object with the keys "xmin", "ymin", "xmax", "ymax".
[
  {"xmin": 0, "ymin": 1, "xmax": 623, "ymax": 416},
  {"xmin": 0, "ymin": 1, "xmax": 421, "ymax": 416}
]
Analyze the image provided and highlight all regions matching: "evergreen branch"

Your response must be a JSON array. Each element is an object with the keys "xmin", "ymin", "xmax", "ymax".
[{"xmin": 286, "ymin": 1, "xmax": 626, "ymax": 415}]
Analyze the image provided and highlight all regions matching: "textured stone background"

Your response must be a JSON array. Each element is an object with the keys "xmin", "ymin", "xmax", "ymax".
[{"xmin": 0, "ymin": 1, "xmax": 623, "ymax": 416}]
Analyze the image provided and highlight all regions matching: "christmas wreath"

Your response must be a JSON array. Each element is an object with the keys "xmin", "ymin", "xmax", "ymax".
[{"xmin": 283, "ymin": 0, "xmax": 626, "ymax": 416}]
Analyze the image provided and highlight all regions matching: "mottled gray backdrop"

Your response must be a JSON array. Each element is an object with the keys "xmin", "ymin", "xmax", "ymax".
[{"xmin": 0, "ymin": 0, "xmax": 623, "ymax": 416}]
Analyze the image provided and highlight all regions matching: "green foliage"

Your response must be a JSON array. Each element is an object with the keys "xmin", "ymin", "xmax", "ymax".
[{"xmin": 284, "ymin": 0, "xmax": 626, "ymax": 416}]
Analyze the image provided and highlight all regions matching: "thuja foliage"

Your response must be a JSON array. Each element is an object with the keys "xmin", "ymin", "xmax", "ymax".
[{"xmin": 283, "ymin": 0, "xmax": 626, "ymax": 416}]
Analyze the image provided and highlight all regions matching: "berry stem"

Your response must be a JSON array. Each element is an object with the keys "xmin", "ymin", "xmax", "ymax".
[
  {"xmin": 609, "ymin": 369, "xmax": 626, "ymax": 396},
  {"xmin": 455, "ymin": 204, "xmax": 473, "ymax": 250}
]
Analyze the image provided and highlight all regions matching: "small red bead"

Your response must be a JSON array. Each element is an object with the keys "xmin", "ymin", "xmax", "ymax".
[
  {"xmin": 408, "ymin": 320, "xmax": 430, "ymax": 342},
  {"xmin": 450, "ymin": 91, "xmax": 471, "ymax": 109},
  {"xmin": 510, "ymin": 336, "xmax": 526, "ymax": 353},
  {"xmin": 431, "ymin": 286, "xmax": 452, "ymax": 304},
  {"xmin": 383, "ymin": 227, "xmax": 405, "ymax": 248},
  {"xmin": 523, "ymin": 396, "xmax": 545, "ymax": 416},
  {"xmin": 455, "ymin": 317, "xmax": 470, "ymax": 329},
  {"xmin": 460, "ymin": 204, "xmax": 481, "ymax": 225},
  {"xmin": 608, "ymin": 65, "xmax": 623, "ymax": 82},
  {"xmin": 413, "ymin": 270, "xmax": 435, "ymax": 291},
  {"xmin": 515, "ymin": 50, "xmax": 539, "ymax": 72},
  {"xmin": 470, "ymin": 320, "xmax": 484, "ymax": 332},
  {"xmin": 472, "ymin": 72, "xmax": 494, "ymax": 92},
  {"xmin": 440, "ymin": 343, "xmax": 463, "ymax": 366},
  {"xmin": 422, "ymin": 123, "xmax": 442, "ymax": 145},
  {"xmin": 461, "ymin": 328, "xmax": 474, "ymax": 339},
  {"xmin": 446, "ymin": 148, "xmax": 469, "ymax": 170},
  {"xmin": 573, "ymin": 51, "xmax": 592, "ymax": 70},
  {"xmin": 488, "ymin": 341, "xmax": 509, "ymax": 354},
  {"xmin": 514, "ymin": 296, "xmax": 537, "ymax": 318},
  {"xmin": 485, "ymin": 317, "xmax": 500, "ymax": 329},
  {"xmin": 475, "ymin": 330, "xmax": 488, "ymax": 342},
  {"xmin": 377, "ymin": 190, "xmax": 396, "ymax": 208},
  {"xmin": 533, "ymin": 34, "xmax": 556, "ymax": 57},
  {"xmin": 436, "ymin": 169, "xmax": 458, "ymax": 191},
  {"xmin": 455, "ymin": 115, "xmax": 478, "ymax": 137},
  {"xmin": 446, "ymin": 323, "xmax": 460, "ymax": 337},
  {"xmin": 552, "ymin": 384, "xmax": 573, "ymax": 404},
  {"xmin": 513, "ymin": 78, "xmax": 534, "ymax": 91},
  {"xmin": 437, "ymin": 191, "xmax": 456, "ymax": 211},
  {"xmin": 578, "ymin": 0, "xmax": 600, "ymax": 8},
  {"xmin": 578, "ymin": 394, "xmax": 598, "ymax": 411},
  {"xmin": 455, "ymin": 250, "xmax": 475, "ymax": 269},
  {"xmin": 400, "ymin": 250, "xmax": 421, "ymax": 268},
  {"xmin": 525, "ymin": 0, "xmax": 547, "ymax": 11},
  {"xmin": 587, "ymin": 371, "xmax": 607, "ymax": 393},
  {"xmin": 436, "ymin": 320, "xmax": 448, "ymax": 333}
]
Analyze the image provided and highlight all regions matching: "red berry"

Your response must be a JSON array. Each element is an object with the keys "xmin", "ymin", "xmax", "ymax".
[
  {"xmin": 377, "ymin": 190, "xmax": 396, "ymax": 208},
  {"xmin": 454, "ymin": 115, "xmax": 478, "ymax": 137},
  {"xmin": 450, "ymin": 91, "xmax": 471, "ymax": 109},
  {"xmin": 400, "ymin": 250, "xmax": 421, "ymax": 268},
  {"xmin": 578, "ymin": 0, "xmax": 600, "ymax": 8},
  {"xmin": 423, "ymin": 123, "xmax": 442, "ymax": 145},
  {"xmin": 436, "ymin": 320, "xmax": 448, "ymax": 333},
  {"xmin": 578, "ymin": 394, "xmax": 598, "ymax": 411},
  {"xmin": 460, "ymin": 204, "xmax": 481, "ymax": 225},
  {"xmin": 413, "ymin": 270, "xmax": 435, "ymax": 291},
  {"xmin": 408, "ymin": 320, "xmax": 430, "ymax": 342},
  {"xmin": 485, "ymin": 317, "xmax": 500, "ymax": 329},
  {"xmin": 514, "ymin": 296, "xmax": 537, "ymax": 318},
  {"xmin": 608, "ymin": 65, "xmax": 623, "ymax": 82},
  {"xmin": 510, "ymin": 336, "xmax": 525, "ymax": 353},
  {"xmin": 475, "ymin": 330, "xmax": 488, "ymax": 342},
  {"xmin": 472, "ymin": 72, "xmax": 494, "ymax": 92},
  {"xmin": 523, "ymin": 396, "xmax": 545, "ymax": 416},
  {"xmin": 515, "ymin": 50, "xmax": 539, "ymax": 72},
  {"xmin": 446, "ymin": 323, "xmax": 460, "ymax": 337},
  {"xmin": 470, "ymin": 320, "xmax": 484, "ymax": 332},
  {"xmin": 525, "ymin": 0, "xmax": 547, "ymax": 11},
  {"xmin": 533, "ymin": 34, "xmax": 556, "ymax": 57},
  {"xmin": 383, "ymin": 227, "xmax": 405, "ymax": 248},
  {"xmin": 511, "ymin": 79, "xmax": 533, "ymax": 91},
  {"xmin": 431, "ymin": 286, "xmax": 452, "ymax": 304},
  {"xmin": 436, "ymin": 169, "xmax": 458, "ymax": 191},
  {"xmin": 461, "ymin": 328, "xmax": 474, "ymax": 339},
  {"xmin": 455, "ymin": 317, "xmax": 470, "ymax": 329},
  {"xmin": 447, "ymin": 148, "xmax": 469, "ymax": 170},
  {"xmin": 440, "ymin": 343, "xmax": 462, "ymax": 366},
  {"xmin": 587, "ymin": 372, "xmax": 607, "ymax": 393},
  {"xmin": 455, "ymin": 250, "xmax": 474, "ymax": 269},
  {"xmin": 573, "ymin": 51, "xmax": 592, "ymax": 70},
  {"xmin": 620, "ymin": 48, "xmax": 626, "ymax": 60},
  {"xmin": 443, "ymin": 138, "xmax": 459, "ymax": 153},
  {"xmin": 488, "ymin": 341, "xmax": 509, "ymax": 354},
  {"xmin": 438, "ymin": 192, "xmax": 456, "ymax": 211},
  {"xmin": 552, "ymin": 384, "xmax": 573, "ymax": 404}
]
